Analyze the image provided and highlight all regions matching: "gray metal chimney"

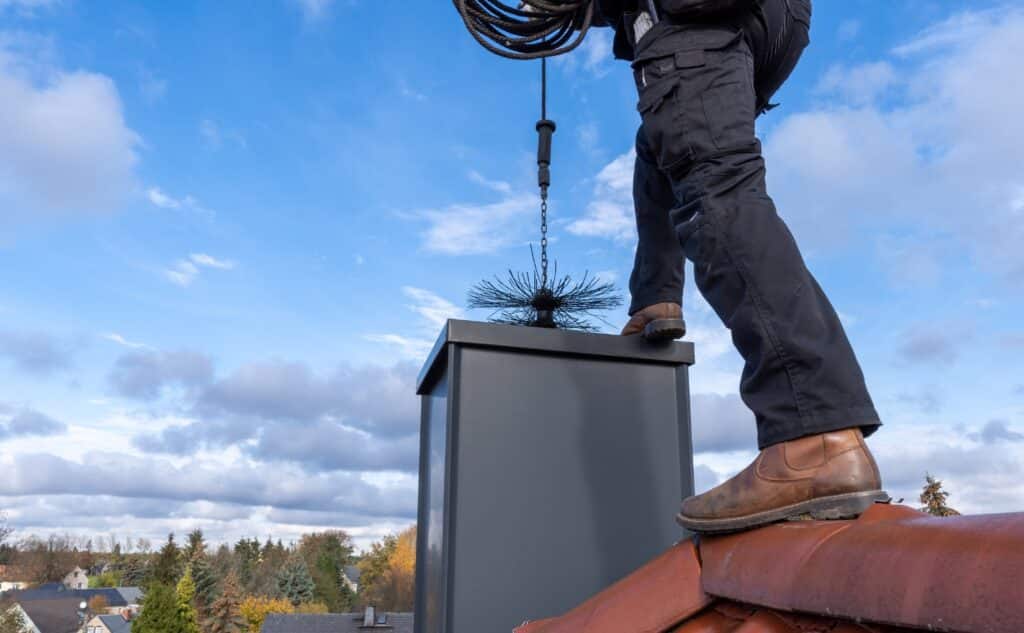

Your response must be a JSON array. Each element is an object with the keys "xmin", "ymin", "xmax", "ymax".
[{"xmin": 414, "ymin": 320, "xmax": 695, "ymax": 633}]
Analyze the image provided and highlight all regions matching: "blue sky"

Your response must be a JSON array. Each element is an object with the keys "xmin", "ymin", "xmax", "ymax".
[{"xmin": 1, "ymin": 0, "xmax": 1023, "ymax": 549}]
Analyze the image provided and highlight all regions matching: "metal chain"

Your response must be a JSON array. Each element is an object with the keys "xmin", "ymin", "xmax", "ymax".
[{"xmin": 540, "ymin": 194, "xmax": 549, "ymax": 288}]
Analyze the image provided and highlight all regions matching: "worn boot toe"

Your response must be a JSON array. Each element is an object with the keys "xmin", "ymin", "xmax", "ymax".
[{"xmin": 677, "ymin": 428, "xmax": 889, "ymax": 534}]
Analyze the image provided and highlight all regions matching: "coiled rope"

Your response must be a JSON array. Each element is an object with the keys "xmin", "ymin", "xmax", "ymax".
[{"xmin": 453, "ymin": 0, "xmax": 595, "ymax": 60}]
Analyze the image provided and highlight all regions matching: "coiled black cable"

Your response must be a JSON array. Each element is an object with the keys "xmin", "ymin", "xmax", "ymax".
[{"xmin": 453, "ymin": 0, "xmax": 595, "ymax": 59}]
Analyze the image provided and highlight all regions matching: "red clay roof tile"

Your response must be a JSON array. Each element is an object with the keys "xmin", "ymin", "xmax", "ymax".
[
  {"xmin": 514, "ymin": 540, "xmax": 711, "ymax": 633},
  {"xmin": 699, "ymin": 504, "xmax": 1024, "ymax": 633},
  {"xmin": 514, "ymin": 504, "xmax": 1024, "ymax": 633}
]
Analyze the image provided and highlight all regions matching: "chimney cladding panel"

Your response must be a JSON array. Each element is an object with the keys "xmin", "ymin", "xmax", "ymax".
[{"xmin": 414, "ymin": 320, "xmax": 695, "ymax": 633}]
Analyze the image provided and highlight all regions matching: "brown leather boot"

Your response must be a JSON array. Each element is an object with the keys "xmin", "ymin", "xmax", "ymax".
[
  {"xmin": 677, "ymin": 428, "xmax": 888, "ymax": 534},
  {"xmin": 621, "ymin": 302, "xmax": 686, "ymax": 341}
]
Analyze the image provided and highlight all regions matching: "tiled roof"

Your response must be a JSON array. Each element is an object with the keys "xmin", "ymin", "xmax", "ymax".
[
  {"xmin": 97, "ymin": 614, "xmax": 132, "ymax": 633},
  {"xmin": 18, "ymin": 598, "xmax": 83, "ymax": 633},
  {"xmin": 7, "ymin": 586, "xmax": 128, "ymax": 607},
  {"xmin": 113, "ymin": 587, "xmax": 143, "ymax": 605},
  {"xmin": 260, "ymin": 612, "xmax": 414, "ymax": 633},
  {"xmin": 514, "ymin": 504, "xmax": 1024, "ymax": 633},
  {"xmin": 344, "ymin": 565, "xmax": 362, "ymax": 583}
]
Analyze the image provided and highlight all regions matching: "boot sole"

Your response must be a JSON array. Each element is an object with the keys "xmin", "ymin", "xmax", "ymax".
[
  {"xmin": 676, "ymin": 490, "xmax": 891, "ymax": 535},
  {"xmin": 642, "ymin": 318, "xmax": 686, "ymax": 342}
]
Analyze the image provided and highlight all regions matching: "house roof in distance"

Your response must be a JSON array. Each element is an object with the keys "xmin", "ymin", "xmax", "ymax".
[
  {"xmin": 113, "ymin": 587, "xmax": 143, "ymax": 605},
  {"xmin": 261, "ymin": 612, "xmax": 414, "ymax": 633},
  {"xmin": 18, "ymin": 598, "xmax": 83, "ymax": 633},
  {"xmin": 97, "ymin": 614, "xmax": 132, "ymax": 633},
  {"xmin": 343, "ymin": 565, "xmax": 362, "ymax": 583},
  {"xmin": 5, "ymin": 585, "xmax": 129, "ymax": 607},
  {"xmin": 514, "ymin": 504, "xmax": 1024, "ymax": 633}
]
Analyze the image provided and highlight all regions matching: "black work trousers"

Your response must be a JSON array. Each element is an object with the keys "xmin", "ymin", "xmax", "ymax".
[{"xmin": 627, "ymin": 0, "xmax": 880, "ymax": 448}]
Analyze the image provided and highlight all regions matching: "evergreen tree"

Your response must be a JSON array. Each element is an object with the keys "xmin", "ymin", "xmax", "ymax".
[
  {"xmin": 233, "ymin": 538, "xmax": 261, "ymax": 592},
  {"xmin": 185, "ymin": 529, "xmax": 207, "ymax": 561},
  {"xmin": 190, "ymin": 551, "xmax": 220, "ymax": 619},
  {"xmin": 253, "ymin": 538, "xmax": 289, "ymax": 598},
  {"xmin": 176, "ymin": 567, "xmax": 201, "ymax": 633},
  {"xmin": 205, "ymin": 573, "xmax": 245, "ymax": 633},
  {"xmin": 151, "ymin": 533, "xmax": 182, "ymax": 586},
  {"xmin": 920, "ymin": 473, "xmax": 961, "ymax": 516},
  {"xmin": 0, "ymin": 603, "xmax": 27, "ymax": 633},
  {"xmin": 276, "ymin": 554, "xmax": 315, "ymax": 607},
  {"xmin": 133, "ymin": 583, "xmax": 180, "ymax": 633},
  {"xmin": 300, "ymin": 532, "xmax": 356, "ymax": 612}
]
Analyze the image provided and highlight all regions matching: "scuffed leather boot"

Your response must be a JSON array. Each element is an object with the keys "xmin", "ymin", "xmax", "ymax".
[
  {"xmin": 677, "ymin": 428, "xmax": 888, "ymax": 534},
  {"xmin": 621, "ymin": 302, "xmax": 686, "ymax": 341}
]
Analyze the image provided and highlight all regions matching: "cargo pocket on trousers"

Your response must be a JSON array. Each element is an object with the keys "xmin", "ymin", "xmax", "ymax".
[
  {"xmin": 700, "ymin": 51, "xmax": 756, "ymax": 151},
  {"xmin": 637, "ymin": 78, "xmax": 693, "ymax": 174}
]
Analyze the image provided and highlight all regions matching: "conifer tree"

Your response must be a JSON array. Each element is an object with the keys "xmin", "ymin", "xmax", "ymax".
[
  {"xmin": 190, "ymin": 551, "xmax": 220, "ymax": 618},
  {"xmin": 920, "ymin": 473, "xmax": 961, "ymax": 516},
  {"xmin": 151, "ymin": 533, "xmax": 182, "ymax": 586},
  {"xmin": 205, "ymin": 573, "xmax": 245, "ymax": 633},
  {"xmin": 133, "ymin": 583, "xmax": 180, "ymax": 633},
  {"xmin": 185, "ymin": 529, "xmax": 207, "ymax": 561},
  {"xmin": 176, "ymin": 566, "xmax": 201, "ymax": 633},
  {"xmin": 0, "ymin": 603, "xmax": 28, "ymax": 633},
  {"xmin": 276, "ymin": 554, "xmax": 315, "ymax": 607}
]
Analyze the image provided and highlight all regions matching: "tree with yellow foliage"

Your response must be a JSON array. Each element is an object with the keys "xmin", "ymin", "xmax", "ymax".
[
  {"xmin": 238, "ymin": 596, "xmax": 293, "ymax": 633},
  {"xmin": 358, "ymin": 526, "xmax": 415, "ymax": 611},
  {"xmin": 87, "ymin": 595, "xmax": 109, "ymax": 614}
]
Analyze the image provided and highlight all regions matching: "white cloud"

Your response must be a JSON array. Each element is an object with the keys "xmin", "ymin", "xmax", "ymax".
[
  {"xmin": 417, "ymin": 191, "xmax": 536, "ymax": 255},
  {"xmin": 581, "ymin": 28, "xmax": 613, "ymax": 77},
  {"xmin": 189, "ymin": 253, "xmax": 236, "ymax": 270},
  {"xmin": 363, "ymin": 334, "xmax": 434, "ymax": 361},
  {"xmin": 101, "ymin": 332, "xmax": 149, "ymax": 350},
  {"xmin": 147, "ymin": 187, "xmax": 182, "ymax": 209},
  {"xmin": 816, "ymin": 61, "xmax": 898, "ymax": 105},
  {"xmin": 892, "ymin": 9, "xmax": 1003, "ymax": 57},
  {"xmin": 165, "ymin": 260, "xmax": 199, "ymax": 287},
  {"xmin": 468, "ymin": 170, "xmax": 512, "ymax": 195},
  {"xmin": 163, "ymin": 253, "xmax": 236, "ymax": 286},
  {"xmin": 401, "ymin": 286, "xmax": 463, "ymax": 330},
  {"xmin": 552, "ymin": 28, "xmax": 613, "ymax": 78},
  {"xmin": 568, "ymin": 149, "xmax": 636, "ymax": 242},
  {"xmin": 764, "ymin": 7, "xmax": 1024, "ymax": 282},
  {"xmin": 0, "ymin": 34, "xmax": 140, "ymax": 226},
  {"xmin": 367, "ymin": 287, "xmax": 463, "ymax": 359}
]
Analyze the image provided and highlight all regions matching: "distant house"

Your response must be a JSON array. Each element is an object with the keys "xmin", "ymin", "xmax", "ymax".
[
  {"xmin": 261, "ymin": 608, "xmax": 413, "ymax": 633},
  {"xmin": 4, "ymin": 585, "xmax": 141, "ymax": 617},
  {"xmin": 14, "ymin": 598, "xmax": 84, "ymax": 633},
  {"xmin": 113, "ymin": 587, "xmax": 143, "ymax": 614},
  {"xmin": 84, "ymin": 613, "xmax": 132, "ymax": 633},
  {"xmin": 62, "ymin": 567, "xmax": 88, "ymax": 591},
  {"xmin": 342, "ymin": 565, "xmax": 361, "ymax": 593},
  {"xmin": 0, "ymin": 564, "xmax": 30, "ymax": 592}
]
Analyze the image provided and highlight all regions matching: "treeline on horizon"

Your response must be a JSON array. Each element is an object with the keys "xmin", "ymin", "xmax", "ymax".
[{"xmin": 0, "ymin": 520, "xmax": 416, "ymax": 632}]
